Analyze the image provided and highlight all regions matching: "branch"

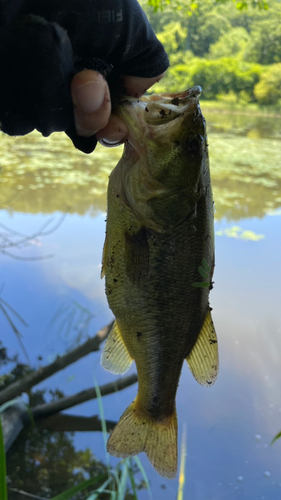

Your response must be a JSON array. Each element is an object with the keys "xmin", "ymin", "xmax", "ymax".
[
  {"xmin": 32, "ymin": 374, "xmax": 138, "ymax": 419},
  {"xmin": 35, "ymin": 413, "xmax": 117, "ymax": 432},
  {"xmin": 2, "ymin": 406, "xmax": 26, "ymax": 452},
  {"xmin": 3, "ymin": 375, "xmax": 136, "ymax": 451},
  {"xmin": 0, "ymin": 322, "xmax": 113, "ymax": 405}
]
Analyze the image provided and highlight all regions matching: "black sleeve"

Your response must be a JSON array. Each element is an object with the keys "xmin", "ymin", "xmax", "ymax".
[{"xmin": 0, "ymin": 0, "xmax": 169, "ymax": 152}]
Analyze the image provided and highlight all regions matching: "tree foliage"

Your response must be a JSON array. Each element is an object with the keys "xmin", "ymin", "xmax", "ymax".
[
  {"xmin": 146, "ymin": 0, "xmax": 269, "ymax": 11},
  {"xmin": 157, "ymin": 21, "xmax": 187, "ymax": 54},
  {"xmin": 254, "ymin": 63, "xmax": 281, "ymax": 104},
  {"xmin": 186, "ymin": 12, "xmax": 231, "ymax": 56},
  {"xmin": 243, "ymin": 18, "xmax": 281, "ymax": 64},
  {"xmin": 208, "ymin": 27, "xmax": 249, "ymax": 59},
  {"xmin": 142, "ymin": 0, "xmax": 281, "ymax": 105}
]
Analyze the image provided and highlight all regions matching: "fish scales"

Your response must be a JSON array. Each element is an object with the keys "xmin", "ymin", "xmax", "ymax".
[{"xmin": 101, "ymin": 87, "xmax": 218, "ymax": 478}]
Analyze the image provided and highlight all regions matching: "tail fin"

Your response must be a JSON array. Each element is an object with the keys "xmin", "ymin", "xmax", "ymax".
[{"xmin": 107, "ymin": 398, "xmax": 178, "ymax": 478}]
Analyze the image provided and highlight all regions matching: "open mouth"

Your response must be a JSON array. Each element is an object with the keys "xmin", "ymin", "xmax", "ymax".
[
  {"xmin": 117, "ymin": 86, "xmax": 204, "ymax": 156},
  {"xmin": 140, "ymin": 86, "xmax": 202, "ymax": 126}
]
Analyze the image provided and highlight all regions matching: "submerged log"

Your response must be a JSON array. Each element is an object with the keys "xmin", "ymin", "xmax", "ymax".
[
  {"xmin": 1, "ymin": 373, "xmax": 137, "ymax": 451},
  {"xmin": 1, "ymin": 402, "xmax": 30, "ymax": 452},
  {"xmin": 0, "ymin": 322, "xmax": 113, "ymax": 406}
]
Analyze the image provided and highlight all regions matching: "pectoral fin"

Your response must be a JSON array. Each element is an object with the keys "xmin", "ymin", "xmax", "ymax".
[
  {"xmin": 101, "ymin": 320, "xmax": 133, "ymax": 374},
  {"xmin": 186, "ymin": 310, "xmax": 218, "ymax": 386}
]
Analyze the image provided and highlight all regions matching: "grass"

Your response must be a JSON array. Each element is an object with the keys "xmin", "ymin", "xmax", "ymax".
[
  {"xmin": 271, "ymin": 430, "xmax": 281, "ymax": 446},
  {"xmin": 0, "ymin": 382, "xmax": 188, "ymax": 500},
  {"xmin": 177, "ymin": 425, "xmax": 187, "ymax": 500},
  {"xmin": 0, "ymin": 414, "xmax": 7, "ymax": 500},
  {"xmin": 0, "ymin": 383, "xmax": 157, "ymax": 500}
]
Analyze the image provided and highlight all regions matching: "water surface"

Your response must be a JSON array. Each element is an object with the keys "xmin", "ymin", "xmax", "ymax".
[{"xmin": 1, "ymin": 111, "xmax": 281, "ymax": 499}]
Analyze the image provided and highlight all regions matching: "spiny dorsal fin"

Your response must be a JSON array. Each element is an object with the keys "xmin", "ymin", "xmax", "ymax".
[
  {"xmin": 186, "ymin": 309, "xmax": 219, "ymax": 386},
  {"xmin": 101, "ymin": 232, "xmax": 108, "ymax": 279},
  {"xmin": 101, "ymin": 320, "xmax": 133, "ymax": 374}
]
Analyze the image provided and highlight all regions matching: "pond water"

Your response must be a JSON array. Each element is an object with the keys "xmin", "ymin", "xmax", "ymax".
[{"xmin": 1, "ymin": 107, "xmax": 281, "ymax": 499}]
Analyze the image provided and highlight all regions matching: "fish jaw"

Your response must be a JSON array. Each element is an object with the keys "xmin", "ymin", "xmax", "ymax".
[
  {"xmin": 116, "ymin": 87, "xmax": 208, "ymax": 233},
  {"xmin": 117, "ymin": 86, "xmax": 204, "ymax": 158}
]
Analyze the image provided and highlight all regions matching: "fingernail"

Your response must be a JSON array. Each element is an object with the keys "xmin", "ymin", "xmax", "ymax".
[
  {"xmin": 74, "ymin": 81, "xmax": 105, "ymax": 114},
  {"xmin": 99, "ymin": 138, "xmax": 124, "ymax": 148},
  {"xmin": 102, "ymin": 130, "xmax": 127, "ymax": 143},
  {"xmin": 75, "ymin": 121, "xmax": 96, "ymax": 138}
]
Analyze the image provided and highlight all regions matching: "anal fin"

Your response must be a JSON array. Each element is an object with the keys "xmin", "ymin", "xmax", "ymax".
[
  {"xmin": 186, "ymin": 310, "xmax": 219, "ymax": 386},
  {"xmin": 101, "ymin": 320, "xmax": 133, "ymax": 374}
]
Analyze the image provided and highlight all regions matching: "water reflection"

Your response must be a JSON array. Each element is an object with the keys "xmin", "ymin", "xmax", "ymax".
[
  {"xmin": 1, "ymin": 111, "xmax": 281, "ymax": 221},
  {"xmin": 1, "ymin": 111, "xmax": 281, "ymax": 499},
  {"xmin": 0, "ymin": 131, "xmax": 122, "ymax": 215},
  {"xmin": 204, "ymin": 111, "xmax": 281, "ymax": 141}
]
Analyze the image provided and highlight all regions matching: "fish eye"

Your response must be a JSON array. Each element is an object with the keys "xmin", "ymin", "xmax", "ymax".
[{"xmin": 184, "ymin": 134, "xmax": 204, "ymax": 155}]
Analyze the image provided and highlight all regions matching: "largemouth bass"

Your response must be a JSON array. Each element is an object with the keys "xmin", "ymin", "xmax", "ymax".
[{"xmin": 101, "ymin": 87, "xmax": 218, "ymax": 478}]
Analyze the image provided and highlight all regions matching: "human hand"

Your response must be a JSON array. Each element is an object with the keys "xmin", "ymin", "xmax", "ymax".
[
  {"xmin": 71, "ymin": 70, "xmax": 166, "ymax": 147},
  {"xmin": 0, "ymin": 0, "xmax": 169, "ymax": 153}
]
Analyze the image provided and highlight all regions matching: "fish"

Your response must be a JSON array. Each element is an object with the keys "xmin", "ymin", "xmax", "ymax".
[{"xmin": 100, "ymin": 86, "xmax": 218, "ymax": 478}]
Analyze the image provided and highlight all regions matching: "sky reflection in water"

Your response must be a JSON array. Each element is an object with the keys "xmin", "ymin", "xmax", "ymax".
[{"xmin": 0, "ymin": 111, "xmax": 281, "ymax": 499}]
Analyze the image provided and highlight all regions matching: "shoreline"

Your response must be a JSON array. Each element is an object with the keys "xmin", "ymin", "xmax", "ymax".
[{"xmin": 200, "ymin": 101, "xmax": 281, "ymax": 118}]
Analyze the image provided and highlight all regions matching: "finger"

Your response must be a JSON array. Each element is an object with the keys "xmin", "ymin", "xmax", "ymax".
[
  {"xmin": 71, "ymin": 70, "xmax": 111, "ymax": 137},
  {"xmin": 121, "ymin": 72, "xmax": 166, "ymax": 98},
  {"xmin": 96, "ymin": 114, "xmax": 128, "ymax": 147}
]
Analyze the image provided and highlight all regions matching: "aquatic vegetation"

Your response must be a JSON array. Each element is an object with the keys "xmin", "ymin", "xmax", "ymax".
[
  {"xmin": 216, "ymin": 226, "xmax": 265, "ymax": 241},
  {"xmin": 1, "ymin": 112, "xmax": 280, "ymax": 223}
]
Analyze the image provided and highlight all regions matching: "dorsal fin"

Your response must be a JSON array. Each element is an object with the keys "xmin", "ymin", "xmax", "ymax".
[
  {"xmin": 186, "ymin": 310, "xmax": 219, "ymax": 386},
  {"xmin": 101, "ymin": 320, "xmax": 133, "ymax": 374}
]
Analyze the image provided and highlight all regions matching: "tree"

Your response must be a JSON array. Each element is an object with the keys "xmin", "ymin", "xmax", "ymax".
[
  {"xmin": 0, "ymin": 322, "xmax": 138, "ymax": 499},
  {"xmin": 146, "ymin": 0, "xmax": 269, "ymax": 11},
  {"xmin": 156, "ymin": 21, "xmax": 188, "ymax": 54},
  {"xmin": 254, "ymin": 63, "xmax": 281, "ymax": 104},
  {"xmin": 243, "ymin": 18, "xmax": 281, "ymax": 64},
  {"xmin": 7, "ymin": 424, "xmax": 108, "ymax": 500},
  {"xmin": 208, "ymin": 27, "xmax": 249, "ymax": 59},
  {"xmin": 186, "ymin": 12, "xmax": 231, "ymax": 56}
]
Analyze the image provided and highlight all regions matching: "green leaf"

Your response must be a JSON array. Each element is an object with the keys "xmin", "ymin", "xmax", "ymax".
[
  {"xmin": 191, "ymin": 282, "xmax": 210, "ymax": 288},
  {"xmin": 50, "ymin": 474, "xmax": 107, "ymax": 500},
  {"xmin": 133, "ymin": 457, "xmax": 153, "ymax": 500},
  {"xmin": 0, "ymin": 417, "xmax": 8, "ymax": 500},
  {"xmin": 202, "ymin": 258, "xmax": 211, "ymax": 273},
  {"xmin": 177, "ymin": 425, "xmax": 187, "ymax": 500},
  {"xmin": 0, "ymin": 398, "xmax": 23, "ymax": 414},
  {"xmin": 127, "ymin": 458, "xmax": 138, "ymax": 500},
  {"xmin": 198, "ymin": 266, "xmax": 209, "ymax": 280},
  {"xmin": 117, "ymin": 460, "xmax": 129, "ymax": 500},
  {"xmin": 271, "ymin": 431, "xmax": 281, "ymax": 446},
  {"xmin": 86, "ymin": 477, "xmax": 112, "ymax": 500}
]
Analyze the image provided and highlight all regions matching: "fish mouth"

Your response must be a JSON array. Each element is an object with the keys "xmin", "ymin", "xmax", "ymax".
[
  {"xmin": 117, "ymin": 86, "xmax": 204, "ymax": 156},
  {"xmin": 141, "ymin": 86, "xmax": 202, "ymax": 106},
  {"xmin": 119, "ymin": 86, "xmax": 202, "ymax": 126},
  {"xmin": 142, "ymin": 86, "xmax": 202, "ymax": 126}
]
